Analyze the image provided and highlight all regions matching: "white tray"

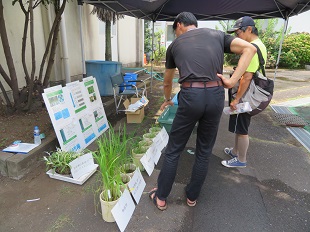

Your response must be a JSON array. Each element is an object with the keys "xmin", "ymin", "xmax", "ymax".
[{"xmin": 46, "ymin": 164, "xmax": 98, "ymax": 185}]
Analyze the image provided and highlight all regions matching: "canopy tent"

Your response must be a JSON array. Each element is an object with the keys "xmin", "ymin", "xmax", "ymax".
[
  {"xmin": 84, "ymin": 0, "xmax": 310, "ymax": 21},
  {"xmin": 83, "ymin": 0, "xmax": 310, "ymax": 89}
]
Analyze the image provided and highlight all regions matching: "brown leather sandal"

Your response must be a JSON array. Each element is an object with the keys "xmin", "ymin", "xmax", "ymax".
[{"xmin": 149, "ymin": 188, "xmax": 167, "ymax": 211}]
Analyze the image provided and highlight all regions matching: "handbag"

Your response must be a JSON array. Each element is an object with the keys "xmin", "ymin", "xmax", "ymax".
[{"xmin": 230, "ymin": 43, "xmax": 274, "ymax": 116}]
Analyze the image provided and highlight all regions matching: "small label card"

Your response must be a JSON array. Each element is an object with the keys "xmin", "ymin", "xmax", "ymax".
[
  {"xmin": 140, "ymin": 150, "xmax": 155, "ymax": 176},
  {"xmin": 111, "ymin": 189, "xmax": 136, "ymax": 232},
  {"xmin": 158, "ymin": 127, "xmax": 169, "ymax": 146},
  {"xmin": 150, "ymin": 143, "xmax": 161, "ymax": 165},
  {"xmin": 128, "ymin": 169, "xmax": 146, "ymax": 204},
  {"xmin": 69, "ymin": 153, "xmax": 95, "ymax": 179}
]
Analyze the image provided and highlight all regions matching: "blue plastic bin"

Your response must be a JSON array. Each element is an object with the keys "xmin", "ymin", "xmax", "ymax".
[
  {"xmin": 120, "ymin": 73, "xmax": 138, "ymax": 92},
  {"xmin": 85, "ymin": 60, "xmax": 121, "ymax": 96},
  {"xmin": 172, "ymin": 92, "xmax": 179, "ymax": 105}
]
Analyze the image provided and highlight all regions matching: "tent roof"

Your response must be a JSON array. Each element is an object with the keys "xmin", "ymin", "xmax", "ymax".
[{"xmin": 84, "ymin": 0, "xmax": 310, "ymax": 21}]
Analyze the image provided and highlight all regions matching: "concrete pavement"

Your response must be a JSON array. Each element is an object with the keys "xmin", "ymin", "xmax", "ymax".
[{"xmin": 0, "ymin": 69, "xmax": 309, "ymax": 232}]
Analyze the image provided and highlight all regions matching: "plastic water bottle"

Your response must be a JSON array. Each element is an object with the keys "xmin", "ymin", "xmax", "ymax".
[{"xmin": 34, "ymin": 126, "xmax": 41, "ymax": 145}]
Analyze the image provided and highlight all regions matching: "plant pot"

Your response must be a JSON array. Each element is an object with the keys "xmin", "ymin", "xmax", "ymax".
[
  {"xmin": 122, "ymin": 163, "xmax": 136, "ymax": 177},
  {"xmin": 120, "ymin": 173, "xmax": 131, "ymax": 192},
  {"xmin": 99, "ymin": 192, "xmax": 120, "ymax": 223},
  {"xmin": 138, "ymin": 140, "xmax": 153, "ymax": 149},
  {"xmin": 149, "ymin": 127, "xmax": 161, "ymax": 134},
  {"xmin": 143, "ymin": 132, "xmax": 156, "ymax": 141},
  {"xmin": 132, "ymin": 148, "xmax": 147, "ymax": 171},
  {"xmin": 305, "ymin": 64, "xmax": 310, "ymax": 70}
]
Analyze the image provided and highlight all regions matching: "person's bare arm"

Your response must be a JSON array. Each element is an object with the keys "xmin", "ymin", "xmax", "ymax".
[
  {"xmin": 230, "ymin": 72, "xmax": 253, "ymax": 109},
  {"xmin": 218, "ymin": 38, "xmax": 256, "ymax": 88},
  {"xmin": 160, "ymin": 68, "xmax": 175, "ymax": 111}
]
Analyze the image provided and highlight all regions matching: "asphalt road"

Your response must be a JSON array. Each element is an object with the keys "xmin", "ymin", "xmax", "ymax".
[{"xmin": 0, "ymin": 69, "xmax": 309, "ymax": 232}]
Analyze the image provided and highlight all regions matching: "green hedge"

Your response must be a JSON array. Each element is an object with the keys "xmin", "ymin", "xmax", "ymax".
[{"xmin": 280, "ymin": 32, "xmax": 310, "ymax": 68}]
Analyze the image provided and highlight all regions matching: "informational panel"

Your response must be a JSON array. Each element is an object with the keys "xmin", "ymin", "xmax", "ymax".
[{"xmin": 42, "ymin": 76, "xmax": 109, "ymax": 151}]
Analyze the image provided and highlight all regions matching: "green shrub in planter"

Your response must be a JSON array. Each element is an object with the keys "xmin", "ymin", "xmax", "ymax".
[
  {"xmin": 43, "ymin": 148, "xmax": 84, "ymax": 175},
  {"xmin": 149, "ymin": 125, "xmax": 162, "ymax": 133},
  {"xmin": 138, "ymin": 140, "xmax": 153, "ymax": 148},
  {"xmin": 143, "ymin": 131, "xmax": 157, "ymax": 140}
]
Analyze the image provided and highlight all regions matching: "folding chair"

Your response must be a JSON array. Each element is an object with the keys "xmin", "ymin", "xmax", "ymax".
[{"xmin": 110, "ymin": 73, "xmax": 147, "ymax": 114}]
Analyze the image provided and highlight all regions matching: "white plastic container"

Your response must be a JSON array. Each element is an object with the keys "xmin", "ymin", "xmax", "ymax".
[{"xmin": 34, "ymin": 126, "xmax": 41, "ymax": 145}]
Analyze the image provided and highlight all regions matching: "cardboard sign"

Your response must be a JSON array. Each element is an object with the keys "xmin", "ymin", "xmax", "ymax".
[
  {"xmin": 111, "ymin": 189, "xmax": 135, "ymax": 232},
  {"xmin": 127, "ymin": 169, "xmax": 146, "ymax": 204},
  {"xmin": 151, "ymin": 128, "xmax": 169, "ymax": 164},
  {"xmin": 140, "ymin": 149, "xmax": 155, "ymax": 176},
  {"xmin": 69, "ymin": 153, "xmax": 96, "ymax": 179}
]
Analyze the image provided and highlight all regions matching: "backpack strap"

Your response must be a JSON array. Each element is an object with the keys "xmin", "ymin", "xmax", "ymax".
[{"xmin": 251, "ymin": 43, "xmax": 266, "ymax": 77}]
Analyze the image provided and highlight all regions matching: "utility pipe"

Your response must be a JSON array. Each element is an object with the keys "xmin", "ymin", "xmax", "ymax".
[
  {"xmin": 60, "ymin": 0, "xmax": 70, "ymax": 84},
  {"xmin": 150, "ymin": 20, "xmax": 155, "ymax": 93},
  {"xmin": 78, "ymin": 1, "xmax": 86, "ymax": 77}
]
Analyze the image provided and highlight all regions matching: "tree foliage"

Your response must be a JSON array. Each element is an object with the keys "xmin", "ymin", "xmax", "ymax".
[
  {"xmin": 218, "ymin": 18, "xmax": 288, "ymax": 69},
  {"xmin": 143, "ymin": 22, "xmax": 166, "ymax": 65},
  {"xmin": 280, "ymin": 32, "xmax": 310, "ymax": 68},
  {"xmin": 144, "ymin": 21, "xmax": 152, "ymax": 55}
]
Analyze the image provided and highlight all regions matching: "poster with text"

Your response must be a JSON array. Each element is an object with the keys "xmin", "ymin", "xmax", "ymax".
[{"xmin": 42, "ymin": 77, "xmax": 109, "ymax": 151}]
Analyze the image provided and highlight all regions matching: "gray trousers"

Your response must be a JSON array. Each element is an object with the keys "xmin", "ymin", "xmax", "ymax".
[{"xmin": 157, "ymin": 85, "xmax": 224, "ymax": 201}]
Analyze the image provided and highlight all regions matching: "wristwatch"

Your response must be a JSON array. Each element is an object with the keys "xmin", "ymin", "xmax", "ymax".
[{"xmin": 165, "ymin": 97, "xmax": 171, "ymax": 102}]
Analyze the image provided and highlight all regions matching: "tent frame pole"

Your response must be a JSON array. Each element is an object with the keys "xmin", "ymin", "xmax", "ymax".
[
  {"xmin": 150, "ymin": 20, "xmax": 155, "ymax": 93},
  {"xmin": 274, "ymin": 17, "xmax": 289, "ymax": 80}
]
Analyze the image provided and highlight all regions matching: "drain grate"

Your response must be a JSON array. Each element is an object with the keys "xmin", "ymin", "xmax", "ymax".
[{"xmin": 273, "ymin": 113, "xmax": 308, "ymax": 127}]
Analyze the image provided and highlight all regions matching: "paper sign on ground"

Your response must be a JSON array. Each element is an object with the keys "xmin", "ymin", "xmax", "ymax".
[
  {"xmin": 140, "ymin": 149, "xmax": 155, "ymax": 176},
  {"xmin": 111, "ymin": 189, "xmax": 135, "ymax": 232},
  {"xmin": 151, "ymin": 128, "xmax": 169, "ymax": 164},
  {"xmin": 150, "ymin": 143, "xmax": 162, "ymax": 165},
  {"xmin": 69, "ymin": 153, "xmax": 96, "ymax": 179},
  {"xmin": 2, "ymin": 143, "xmax": 39, "ymax": 154},
  {"xmin": 158, "ymin": 127, "xmax": 169, "ymax": 146},
  {"xmin": 127, "ymin": 169, "xmax": 146, "ymax": 204}
]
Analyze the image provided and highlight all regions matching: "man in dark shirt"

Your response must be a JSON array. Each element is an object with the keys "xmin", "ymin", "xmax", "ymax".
[{"xmin": 149, "ymin": 12, "xmax": 256, "ymax": 210}]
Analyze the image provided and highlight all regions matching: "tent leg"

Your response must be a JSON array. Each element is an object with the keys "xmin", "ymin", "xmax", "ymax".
[
  {"xmin": 274, "ymin": 17, "xmax": 289, "ymax": 81},
  {"xmin": 150, "ymin": 21, "xmax": 155, "ymax": 93}
]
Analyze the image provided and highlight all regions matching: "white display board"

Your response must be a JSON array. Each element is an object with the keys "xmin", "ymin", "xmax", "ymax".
[{"xmin": 42, "ymin": 76, "xmax": 109, "ymax": 151}]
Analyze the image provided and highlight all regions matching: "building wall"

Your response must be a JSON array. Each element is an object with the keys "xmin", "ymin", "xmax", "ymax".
[
  {"xmin": 0, "ymin": 2, "xmax": 142, "ymax": 96},
  {"xmin": 0, "ymin": 1, "xmax": 46, "ymax": 90},
  {"xmin": 118, "ymin": 16, "xmax": 143, "ymax": 67}
]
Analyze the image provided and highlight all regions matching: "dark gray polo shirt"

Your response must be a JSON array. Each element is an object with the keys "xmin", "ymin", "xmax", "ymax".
[{"xmin": 165, "ymin": 28, "xmax": 234, "ymax": 83}]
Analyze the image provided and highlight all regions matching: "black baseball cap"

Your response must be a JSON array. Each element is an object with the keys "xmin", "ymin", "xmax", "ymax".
[{"xmin": 227, "ymin": 16, "xmax": 255, "ymax": 33}]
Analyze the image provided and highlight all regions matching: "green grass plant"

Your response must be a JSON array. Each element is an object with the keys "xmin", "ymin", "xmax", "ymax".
[
  {"xmin": 149, "ymin": 125, "xmax": 161, "ymax": 133},
  {"xmin": 143, "ymin": 131, "xmax": 157, "ymax": 139},
  {"xmin": 138, "ymin": 139, "xmax": 152, "ymax": 148},
  {"xmin": 132, "ymin": 145, "xmax": 148, "ymax": 155},
  {"xmin": 92, "ymin": 123, "xmax": 128, "ymax": 202}
]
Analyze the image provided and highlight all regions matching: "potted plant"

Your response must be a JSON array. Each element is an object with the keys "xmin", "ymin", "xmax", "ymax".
[
  {"xmin": 92, "ymin": 124, "xmax": 132, "ymax": 222},
  {"xmin": 44, "ymin": 148, "xmax": 84, "ymax": 176},
  {"xmin": 132, "ymin": 144, "xmax": 148, "ymax": 171},
  {"xmin": 149, "ymin": 125, "xmax": 162, "ymax": 134},
  {"xmin": 116, "ymin": 124, "xmax": 137, "ymax": 177},
  {"xmin": 142, "ymin": 131, "xmax": 157, "ymax": 141},
  {"xmin": 120, "ymin": 173, "xmax": 131, "ymax": 192},
  {"xmin": 138, "ymin": 139, "xmax": 153, "ymax": 149}
]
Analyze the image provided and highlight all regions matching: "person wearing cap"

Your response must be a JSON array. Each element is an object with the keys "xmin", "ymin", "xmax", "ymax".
[
  {"xmin": 218, "ymin": 16, "xmax": 267, "ymax": 168},
  {"xmin": 149, "ymin": 12, "xmax": 256, "ymax": 211}
]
